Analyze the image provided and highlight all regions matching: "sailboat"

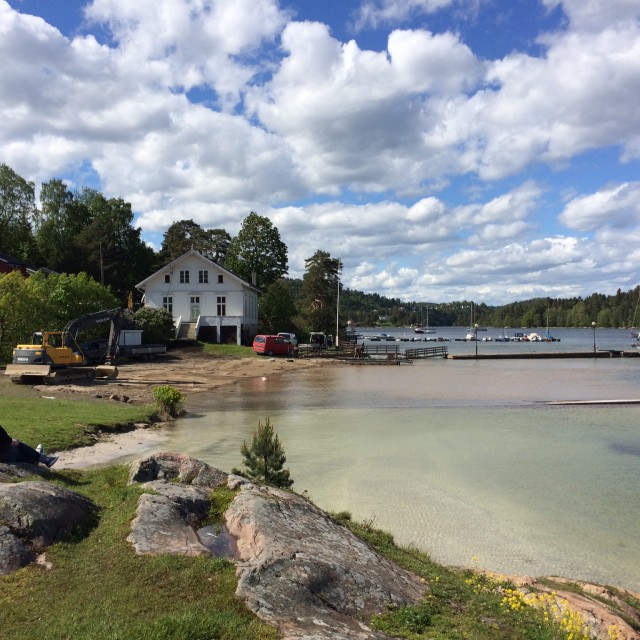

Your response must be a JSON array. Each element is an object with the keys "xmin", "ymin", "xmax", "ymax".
[
  {"xmin": 542, "ymin": 307, "xmax": 560, "ymax": 342},
  {"xmin": 466, "ymin": 302, "xmax": 487, "ymax": 331},
  {"xmin": 414, "ymin": 307, "xmax": 436, "ymax": 334}
]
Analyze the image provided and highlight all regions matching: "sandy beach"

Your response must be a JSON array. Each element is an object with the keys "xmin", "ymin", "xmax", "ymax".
[{"xmin": 37, "ymin": 348, "xmax": 329, "ymax": 468}]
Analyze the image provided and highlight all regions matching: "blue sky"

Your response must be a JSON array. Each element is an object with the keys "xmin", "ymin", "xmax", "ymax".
[{"xmin": 2, "ymin": 0, "xmax": 640, "ymax": 304}]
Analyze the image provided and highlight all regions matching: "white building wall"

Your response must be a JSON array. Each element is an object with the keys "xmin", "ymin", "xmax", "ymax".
[{"xmin": 136, "ymin": 250, "xmax": 259, "ymax": 344}]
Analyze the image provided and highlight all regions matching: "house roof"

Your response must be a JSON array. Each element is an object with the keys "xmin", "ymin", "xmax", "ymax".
[
  {"xmin": 135, "ymin": 248, "xmax": 261, "ymax": 292},
  {"xmin": 0, "ymin": 250, "xmax": 28, "ymax": 268},
  {"xmin": 0, "ymin": 251, "xmax": 55, "ymax": 275}
]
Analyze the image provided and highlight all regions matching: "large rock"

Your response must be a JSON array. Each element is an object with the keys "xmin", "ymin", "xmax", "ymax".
[
  {"xmin": 0, "ymin": 462, "xmax": 52, "ymax": 483},
  {"xmin": 128, "ymin": 451, "xmax": 227, "ymax": 487},
  {"xmin": 0, "ymin": 481, "xmax": 97, "ymax": 575},
  {"xmin": 127, "ymin": 452, "xmax": 228, "ymax": 557},
  {"xmin": 225, "ymin": 482, "xmax": 426, "ymax": 640}
]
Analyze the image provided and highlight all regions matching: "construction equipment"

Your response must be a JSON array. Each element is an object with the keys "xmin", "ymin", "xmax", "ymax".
[{"xmin": 5, "ymin": 308, "xmax": 127, "ymax": 384}]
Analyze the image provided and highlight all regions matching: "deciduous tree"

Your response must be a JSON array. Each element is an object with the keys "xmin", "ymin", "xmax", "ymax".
[
  {"xmin": 225, "ymin": 212, "xmax": 288, "ymax": 288},
  {"xmin": 0, "ymin": 164, "xmax": 38, "ymax": 262},
  {"xmin": 258, "ymin": 279, "xmax": 297, "ymax": 333},
  {"xmin": 159, "ymin": 219, "xmax": 231, "ymax": 264}
]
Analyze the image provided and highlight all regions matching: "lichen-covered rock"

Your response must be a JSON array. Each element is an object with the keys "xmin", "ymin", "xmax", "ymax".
[
  {"xmin": 128, "ymin": 451, "xmax": 228, "ymax": 487},
  {"xmin": 0, "ymin": 481, "xmax": 96, "ymax": 575},
  {"xmin": 0, "ymin": 524, "xmax": 35, "ymax": 574},
  {"xmin": 127, "ymin": 493, "xmax": 211, "ymax": 557},
  {"xmin": 0, "ymin": 462, "xmax": 51, "ymax": 483},
  {"xmin": 127, "ymin": 453, "xmax": 227, "ymax": 556},
  {"xmin": 225, "ymin": 483, "xmax": 426, "ymax": 640}
]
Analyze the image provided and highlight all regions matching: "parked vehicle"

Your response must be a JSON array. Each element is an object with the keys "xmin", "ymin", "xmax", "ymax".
[
  {"xmin": 276, "ymin": 332, "xmax": 297, "ymax": 346},
  {"xmin": 5, "ymin": 308, "xmax": 127, "ymax": 383},
  {"xmin": 299, "ymin": 332, "xmax": 333, "ymax": 352},
  {"xmin": 252, "ymin": 335, "xmax": 294, "ymax": 356}
]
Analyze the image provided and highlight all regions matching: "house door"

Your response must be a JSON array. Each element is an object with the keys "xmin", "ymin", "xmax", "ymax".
[{"xmin": 190, "ymin": 296, "xmax": 200, "ymax": 322}]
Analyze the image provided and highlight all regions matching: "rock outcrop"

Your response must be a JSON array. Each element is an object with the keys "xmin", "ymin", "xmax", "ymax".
[
  {"xmin": 225, "ymin": 478, "xmax": 426, "ymax": 640},
  {"xmin": 126, "ymin": 453, "xmax": 426, "ymax": 639},
  {"xmin": 0, "ymin": 480, "xmax": 96, "ymax": 575},
  {"xmin": 127, "ymin": 452, "xmax": 228, "ymax": 557}
]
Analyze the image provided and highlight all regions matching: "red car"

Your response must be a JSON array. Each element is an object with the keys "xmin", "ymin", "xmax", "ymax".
[{"xmin": 252, "ymin": 335, "xmax": 294, "ymax": 356}]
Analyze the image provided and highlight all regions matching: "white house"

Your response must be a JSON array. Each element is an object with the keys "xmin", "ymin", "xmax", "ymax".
[{"xmin": 135, "ymin": 249, "xmax": 260, "ymax": 345}]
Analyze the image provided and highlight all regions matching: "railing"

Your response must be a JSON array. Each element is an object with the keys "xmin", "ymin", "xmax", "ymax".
[
  {"xmin": 364, "ymin": 345, "xmax": 448, "ymax": 358},
  {"xmin": 404, "ymin": 346, "xmax": 448, "ymax": 358}
]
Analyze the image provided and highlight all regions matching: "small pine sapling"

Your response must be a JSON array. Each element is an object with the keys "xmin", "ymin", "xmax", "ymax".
[{"xmin": 234, "ymin": 418, "xmax": 293, "ymax": 488}]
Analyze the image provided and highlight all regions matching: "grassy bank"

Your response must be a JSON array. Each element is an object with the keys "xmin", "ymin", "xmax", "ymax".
[
  {"xmin": 2, "ymin": 396, "xmax": 155, "ymax": 452},
  {"xmin": 0, "ymin": 466, "xmax": 278, "ymax": 640},
  {"xmin": 3, "ymin": 466, "xmax": 633, "ymax": 640}
]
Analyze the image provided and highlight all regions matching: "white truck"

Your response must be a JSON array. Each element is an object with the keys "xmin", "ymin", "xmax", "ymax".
[
  {"xmin": 276, "ymin": 332, "xmax": 298, "ymax": 346},
  {"xmin": 298, "ymin": 332, "xmax": 333, "ymax": 353}
]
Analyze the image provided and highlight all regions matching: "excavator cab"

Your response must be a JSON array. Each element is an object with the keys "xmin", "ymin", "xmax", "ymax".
[{"xmin": 12, "ymin": 331, "xmax": 84, "ymax": 367}]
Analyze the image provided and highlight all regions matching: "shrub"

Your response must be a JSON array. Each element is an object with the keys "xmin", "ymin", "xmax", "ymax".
[
  {"xmin": 153, "ymin": 385, "xmax": 184, "ymax": 418},
  {"xmin": 134, "ymin": 307, "xmax": 175, "ymax": 344}
]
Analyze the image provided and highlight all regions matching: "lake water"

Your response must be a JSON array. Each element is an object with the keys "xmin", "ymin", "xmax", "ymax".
[{"xmin": 148, "ymin": 327, "xmax": 640, "ymax": 591}]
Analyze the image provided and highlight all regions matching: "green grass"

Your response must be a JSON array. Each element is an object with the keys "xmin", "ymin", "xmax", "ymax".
[
  {"xmin": 1, "ymin": 397, "xmax": 155, "ymax": 452},
  {"xmin": 0, "ymin": 466, "xmax": 279, "ymax": 640},
  {"xmin": 331, "ymin": 513, "xmax": 578, "ymax": 640},
  {"xmin": 197, "ymin": 342, "xmax": 256, "ymax": 357}
]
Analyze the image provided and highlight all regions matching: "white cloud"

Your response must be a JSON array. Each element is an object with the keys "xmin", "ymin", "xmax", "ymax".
[
  {"xmin": 248, "ymin": 23, "xmax": 483, "ymax": 193},
  {"xmin": 84, "ymin": 0, "xmax": 288, "ymax": 108},
  {"xmin": 1, "ymin": 0, "xmax": 640, "ymax": 304},
  {"xmin": 558, "ymin": 183, "xmax": 640, "ymax": 231},
  {"xmin": 541, "ymin": 0, "xmax": 640, "ymax": 31},
  {"xmin": 353, "ymin": 0, "xmax": 461, "ymax": 31}
]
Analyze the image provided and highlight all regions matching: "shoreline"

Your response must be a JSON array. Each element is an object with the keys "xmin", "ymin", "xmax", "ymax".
[{"xmin": 56, "ymin": 354, "xmax": 332, "ymax": 469}]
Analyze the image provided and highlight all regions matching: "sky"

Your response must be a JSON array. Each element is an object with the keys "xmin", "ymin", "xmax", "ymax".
[{"xmin": 1, "ymin": 0, "xmax": 640, "ymax": 305}]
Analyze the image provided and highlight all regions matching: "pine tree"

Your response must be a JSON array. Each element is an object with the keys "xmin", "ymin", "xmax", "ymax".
[{"xmin": 236, "ymin": 418, "xmax": 293, "ymax": 488}]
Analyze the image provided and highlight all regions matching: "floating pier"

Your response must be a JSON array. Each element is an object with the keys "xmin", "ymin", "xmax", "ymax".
[{"xmin": 448, "ymin": 350, "xmax": 640, "ymax": 360}]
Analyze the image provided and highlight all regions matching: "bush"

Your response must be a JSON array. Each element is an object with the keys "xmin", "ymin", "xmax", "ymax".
[
  {"xmin": 153, "ymin": 385, "xmax": 184, "ymax": 418},
  {"xmin": 134, "ymin": 307, "xmax": 175, "ymax": 344}
]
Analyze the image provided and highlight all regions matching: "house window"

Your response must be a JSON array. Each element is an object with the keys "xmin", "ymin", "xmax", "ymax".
[
  {"xmin": 179, "ymin": 270, "xmax": 189, "ymax": 284},
  {"xmin": 218, "ymin": 274, "xmax": 223, "ymax": 284},
  {"xmin": 164, "ymin": 274, "xmax": 171, "ymax": 284},
  {"xmin": 162, "ymin": 296, "xmax": 173, "ymax": 313},
  {"xmin": 199, "ymin": 270, "xmax": 208, "ymax": 284},
  {"xmin": 217, "ymin": 296, "xmax": 226, "ymax": 316}
]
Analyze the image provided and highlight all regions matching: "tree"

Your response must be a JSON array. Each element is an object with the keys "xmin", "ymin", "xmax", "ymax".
[
  {"xmin": 159, "ymin": 219, "xmax": 232, "ymax": 264},
  {"xmin": 225, "ymin": 212, "xmax": 288, "ymax": 288},
  {"xmin": 234, "ymin": 418, "xmax": 293, "ymax": 488},
  {"xmin": 0, "ymin": 270, "xmax": 117, "ymax": 362},
  {"xmin": 75, "ymin": 188, "xmax": 156, "ymax": 300},
  {"xmin": 0, "ymin": 164, "xmax": 38, "ymax": 262},
  {"xmin": 301, "ymin": 250, "xmax": 342, "ymax": 334},
  {"xmin": 258, "ymin": 279, "xmax": 297, "ymax": 333},
  {"xmin": 35, "ymin": 179, "xmax": 89, "ymax": 272}
]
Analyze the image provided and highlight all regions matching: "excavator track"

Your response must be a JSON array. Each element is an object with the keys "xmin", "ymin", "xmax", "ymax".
[{"xmin": 5, "ymin": 364, "xmax": 118, "ymax": 384}]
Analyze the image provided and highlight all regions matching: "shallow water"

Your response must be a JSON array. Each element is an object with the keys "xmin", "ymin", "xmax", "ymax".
[{"xmin": 153, "ymin": 346, "xmax": 640, "ymax": 592}]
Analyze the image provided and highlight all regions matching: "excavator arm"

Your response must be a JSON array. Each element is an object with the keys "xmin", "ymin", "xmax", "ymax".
[{"xmin": 64, "ymin": 308, "xmax": 128, "ymax": 363}]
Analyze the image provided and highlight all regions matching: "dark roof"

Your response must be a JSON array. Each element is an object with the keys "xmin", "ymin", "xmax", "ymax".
[{"xmin": 0, "ymin": 251, "xmax": 56, "ymax": 275}]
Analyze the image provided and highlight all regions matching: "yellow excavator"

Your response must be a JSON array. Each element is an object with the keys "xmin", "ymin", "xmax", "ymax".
[{"xmin": 5, "ymin": 308, "xmax": 126, "ymax": 384}]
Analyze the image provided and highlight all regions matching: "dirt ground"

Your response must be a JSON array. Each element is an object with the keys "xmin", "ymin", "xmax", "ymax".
[{"xmin": 4, "ymin": 347, "xmax": 327, "ymax": 406}]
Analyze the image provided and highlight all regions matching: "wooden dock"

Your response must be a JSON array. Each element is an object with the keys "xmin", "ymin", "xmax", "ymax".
[{"xmin": 448, "ymin": 350, "xmax": 640, "ymax": 360}]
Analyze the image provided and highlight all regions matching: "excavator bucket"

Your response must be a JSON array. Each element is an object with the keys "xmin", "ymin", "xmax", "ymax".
[{"xmin": 94, "ymin": 365, "xmax": 119, "ymax": 380}]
